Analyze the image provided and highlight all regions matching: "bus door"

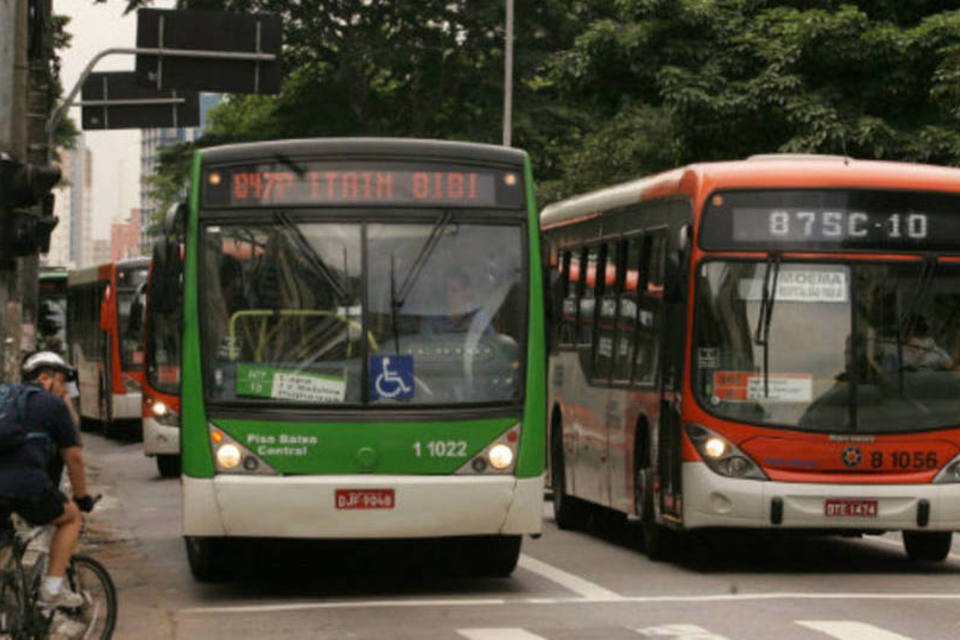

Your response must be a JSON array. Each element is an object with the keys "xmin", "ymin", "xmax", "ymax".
[
  {"xmin": 594, "ymin": 240, "xmax": 622, "ymax": 509},
  {"xmin": 575, "ymin": 245, "xmax": 608, "ymax": 504},
  {"xmin": 655, "ymin": 227, "xmax": 688, "ymax": 522}
]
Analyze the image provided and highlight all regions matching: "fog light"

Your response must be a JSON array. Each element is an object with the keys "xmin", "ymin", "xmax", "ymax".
[
  {"xmin": 471, "ymin": 457, "xmax": 487, "ymax": 472},
  {"xmin": 243, "ymin": 456, "xmax": 259, "ymax": 471},
  {"xmin": 488, "ymin": 444, "xmax": 514, "ymax": 470},
  {"xmin": 216, "ymin": 444, "xmax": 242, "ymax": 469},
  {"xmin": 721, "ymin": 456, "xmax": 751, "ymax": 477},
  {"xmin": 704, "ymin": 437, "xmax": 727, "ymax": 459}
]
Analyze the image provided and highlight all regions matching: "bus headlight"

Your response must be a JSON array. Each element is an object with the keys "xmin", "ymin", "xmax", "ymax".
[
  {"xmin": 216, "ymin": 444, "xmax": 242, "ymax": 469},
  {"xmin": 149, "ymin": 399, "xmax": 180, "ymax": 427},
  {"xmin": 685, "ymin": 423, "xmax": 767, "ymax": 480},
  {"xmin": 488, "ymin": 444, "xmax": 514, "ymax": 470},
  {"xmin": 933, "ymin": 453, "xmax": 960, "ymax": 483}
]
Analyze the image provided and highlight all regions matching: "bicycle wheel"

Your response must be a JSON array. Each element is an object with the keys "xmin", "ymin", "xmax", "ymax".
[{"xmin": 64, "ymin": 555, "xmax": 116, "ymax": 640}]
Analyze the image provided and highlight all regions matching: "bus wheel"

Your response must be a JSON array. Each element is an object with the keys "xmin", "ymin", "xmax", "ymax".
[
  {"xmin": 185, "ymin": 536, "xmax": 230, "ymax": 582},
  {"xmin": 639, "ymin": 468, "xmax": 672, "ymax": 561},
  {"xmin": 903, "ymin": 531, "xmax": 953, "ymax": 562},
  {"xmin": 464, "ymin": 535, "xmax": 522, "ymax": 577},
  {"xmin": 156, "ymin": 455, "xmax": 181, "ymax": 478},
  {"xmin": 551, "ymin": 425, "xmax": 586, "ymax": 530}
]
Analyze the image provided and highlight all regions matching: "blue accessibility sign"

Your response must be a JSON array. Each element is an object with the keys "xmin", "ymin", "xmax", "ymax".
[{"xmin": 370, "ymin": 354, "xmax": 415, "ymax": 400}]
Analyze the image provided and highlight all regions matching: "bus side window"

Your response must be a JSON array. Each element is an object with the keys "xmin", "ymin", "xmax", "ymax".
[
  {"xmin": 560, "ymin": 249, "xmax": 581, "ymax": 347},
  {"xmin": 634, "ymin": 232, "xmax": 666, "ymax": 384},
  {"xmin": 614, "ymin": 236, "xmax": 643, "ymax": 382},
  {"xmin": 593, "ymin": 240, "xmax": 619, "ymax": 381},
  {"xmin": 579, "ymin": 246, "xmax": 599, "ymax": 350}
]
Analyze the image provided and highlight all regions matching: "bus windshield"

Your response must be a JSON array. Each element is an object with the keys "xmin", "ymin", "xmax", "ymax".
[
  {"xmin": 201, "ymin": 214, "xmax": 525, "ymax": 407},
  {"xmin": 118, "ymin": 267, "xmax": 148, "ymax": 371},
  {"xmin": 694, "ymin": 260, "xmax": 960, "ymax": 433}
]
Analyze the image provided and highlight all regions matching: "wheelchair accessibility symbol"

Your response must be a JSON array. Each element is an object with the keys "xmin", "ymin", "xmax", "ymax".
[{"xmin": 370, "ymin": 355, "xmax": 415, "ymax": 400}]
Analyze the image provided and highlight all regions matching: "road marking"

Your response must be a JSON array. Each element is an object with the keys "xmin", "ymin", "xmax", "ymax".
[
  {"xmin": 458, "ymin": 629, "xmax": 547, "ymax": 640},
  {"xmin": 517, "ymin": 553, "xmax": 623, "ymax": 601},
  {"xmin": 797, "ymin": 620, "xmax": 913, "ymax": 640},
  {"xmin": 636, "ymin": 623, "xmax": 731, "ymax": 639},
  {"xmin": 177, "ymin": 591, "xmax": 960, "ymax": 616}
]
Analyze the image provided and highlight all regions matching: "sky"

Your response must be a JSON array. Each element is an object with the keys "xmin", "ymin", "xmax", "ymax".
[{"xmin": 54, "ymin": 0, "xmax": 175, "ymax": 239}]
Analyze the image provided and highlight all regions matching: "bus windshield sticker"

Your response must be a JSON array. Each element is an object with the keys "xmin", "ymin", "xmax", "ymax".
[
  {"xmin": 236, "ymin": 364, "xmax": 347, "ymax": 403},
  {"xmin": 738, "ymin": 270, "xmax": 848, "ymax": 303},
  {"xmin": 369, "ymin": 354, "xmax": 415, "ymax": 401},
  {"xmin": 713, "ymin": 371, "xmax": 813, "ymax": 403}
]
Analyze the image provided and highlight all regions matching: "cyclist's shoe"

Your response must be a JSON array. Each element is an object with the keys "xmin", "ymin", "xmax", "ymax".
[
  {"xmin": 37, "ymin": 585, "xmax": 84, "ymax": 609},
  {"xmin": 48, "ymin": 611, "xmax": 87, "ymax": 639}
]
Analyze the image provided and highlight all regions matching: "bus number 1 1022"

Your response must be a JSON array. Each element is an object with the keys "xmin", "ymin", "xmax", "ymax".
[{"xmin": 413, "ymin": 440, "xmax": 468, "ymax": 458}]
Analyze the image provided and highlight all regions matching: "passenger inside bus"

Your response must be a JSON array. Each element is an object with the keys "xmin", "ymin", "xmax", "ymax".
[{"xmin": 881, "ymin": 313, "xmax": 954, "ymax": 372}]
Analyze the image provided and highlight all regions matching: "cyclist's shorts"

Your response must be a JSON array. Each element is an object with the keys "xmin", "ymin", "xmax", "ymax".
[{"xmin": 0, "ymin": 486, "xmax": 67, "ymax": 526}]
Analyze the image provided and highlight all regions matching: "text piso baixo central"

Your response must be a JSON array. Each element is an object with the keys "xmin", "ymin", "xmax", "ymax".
[{"xmin": 247, "ymin": 433, "xmax": 318, "ymax": 456}]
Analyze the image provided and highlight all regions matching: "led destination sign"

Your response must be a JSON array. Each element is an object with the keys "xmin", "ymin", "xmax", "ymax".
[
  {"xmin": 700, "ymin": 189, "xmax": 960, "ymax": 251},
  {"xmin": 202, "ymin": 161, "xmax": 523, "ymax": 208}
]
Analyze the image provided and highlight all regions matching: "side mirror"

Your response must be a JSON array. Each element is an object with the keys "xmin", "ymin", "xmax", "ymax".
[
  {"xmin": 164, "ymin": 202, "xmax": 186, "ymax": 241},
  {"xmin": 150, "ymin": 237, "xmax": 183, "ymax": 314}
]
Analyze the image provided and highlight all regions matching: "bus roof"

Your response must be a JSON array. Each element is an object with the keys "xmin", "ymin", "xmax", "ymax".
[
  {"xmin": 540, "ymin": 155, "xmax": 960, "ymax": 230},
  {"xmin": 198, "ymin": 137, "xmax": 527, "ymax": 168}
]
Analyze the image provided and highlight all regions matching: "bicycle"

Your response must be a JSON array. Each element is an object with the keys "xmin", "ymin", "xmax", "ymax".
[{"xmin": 0, "ymin": 499, "xmax": 117, "ymax": 639}]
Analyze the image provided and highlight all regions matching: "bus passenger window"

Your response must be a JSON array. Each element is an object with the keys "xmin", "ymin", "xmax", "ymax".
[
  {"xmin": 613, "ymin": 237, "xmax": 642, "ymax": 382},
  {"xmin": 579, "ymin": 246, "xmax": 599, "ymax": 348},
  {"xmin": 634, "ymin": 233, "xmax": 666, "ymax": 384},
  {"xmin": 560, "ymin": 250, "xmax": 580, "ymax": 346},
  {"xmin": 594, "ymin": 241, "xmax": 619, "ymax": 381}
]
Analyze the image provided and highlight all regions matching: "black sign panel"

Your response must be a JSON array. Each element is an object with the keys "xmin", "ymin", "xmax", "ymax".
[
  {"xmin": 81, "ymin": 72, "xmax": 199, "ymax": 130},
  {"xmin": 700, "ymin": 189, "xmax": 960, "ymax": 252},
  {"xmin": 202, "ymin": 161, "xmax": 525, "ymax": 209},
  {"xmin": 136, "ymin": 9, "xmax": 282, "ymax": 94}
]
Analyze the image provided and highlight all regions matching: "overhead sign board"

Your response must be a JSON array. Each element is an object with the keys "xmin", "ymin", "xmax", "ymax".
[
  {"xmin": 81, "ymin": 72, "xmax": 199, "ymax": 130},
  {"xmin": 135, "ymin": 9, "xmax": 282, "ymax": 94}
]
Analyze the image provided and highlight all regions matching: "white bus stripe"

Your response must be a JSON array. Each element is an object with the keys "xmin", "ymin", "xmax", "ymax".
[
  {"xmin": 797, "ymin": 620, "xmax": 914, "ymax": 640},
  {"xmin": 635, "ymin": 623, "xmax": 731, "ymax": 639},
  {"xmin": 458, "ymin": 629, "xmax": 547, "ymax": 640},
  {"xmin": 517, "ymin": 554, "xmax": 623, "ymax": 601}
]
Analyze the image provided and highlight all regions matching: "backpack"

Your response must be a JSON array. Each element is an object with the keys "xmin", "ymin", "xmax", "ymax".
[{"xmin": 0, "ymin": 384, "xmax": 40, "ymax": 453}]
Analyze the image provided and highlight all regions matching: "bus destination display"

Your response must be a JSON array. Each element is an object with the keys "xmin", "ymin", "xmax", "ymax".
[
  {"xmin": 203, "ymin": 161, "xmax": 523, "ymax": 208},
  {"xmin": 701, "ymin": 189, "xmax": 960, "ymax": 251}
]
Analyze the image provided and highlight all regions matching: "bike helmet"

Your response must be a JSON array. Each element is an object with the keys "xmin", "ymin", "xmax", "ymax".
[{"xmin": 22, "ymin": 351, "xmax": 77, "ymax": 382}]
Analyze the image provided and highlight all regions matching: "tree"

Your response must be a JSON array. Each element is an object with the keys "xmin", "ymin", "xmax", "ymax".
[{"xmin": 535, "ymin": 1, "xmax": 960, "ymax": 202}]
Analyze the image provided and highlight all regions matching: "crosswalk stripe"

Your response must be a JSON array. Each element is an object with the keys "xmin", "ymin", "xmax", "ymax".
[
  {"xmin": 457, "ymin": 629, "xmax": 548, "ymax": 640},
  {"xmin": 517, "ymin": 554, "xmax": 623, "ymax": 601},
  {"xmin": 634, "ymin": 623, "xmax": 731, "ymax": 639},
  {"xmin": 796, "ymin": 620, "xmax": 914, "ymax": 640}
]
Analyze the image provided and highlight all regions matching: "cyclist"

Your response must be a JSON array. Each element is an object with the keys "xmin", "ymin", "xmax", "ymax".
[{"xmin": 0, "ymin": 351, "xmax": 95, "ymax": 608}]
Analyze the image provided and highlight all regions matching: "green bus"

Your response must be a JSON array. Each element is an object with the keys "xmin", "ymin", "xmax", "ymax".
[{"xmin": 157, "ymin": 138, "xmax": 546, "ymax": 581}]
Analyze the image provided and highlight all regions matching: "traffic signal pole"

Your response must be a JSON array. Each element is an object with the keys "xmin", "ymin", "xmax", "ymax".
[{"xmin": 0, "ymin": 0, "xmax": 29, "ymax": 381}]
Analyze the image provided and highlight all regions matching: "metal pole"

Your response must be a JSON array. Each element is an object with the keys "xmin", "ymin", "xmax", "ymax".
[{"xmin": 502, "ymin": 0, "xmax": 514, "ymax": 147}]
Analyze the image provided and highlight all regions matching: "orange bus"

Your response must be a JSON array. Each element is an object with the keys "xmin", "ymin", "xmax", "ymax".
[
  {"xmin": 67, "ymin": 256, "xmax": 150, "ymax": 436},
  {"xmin": 543, "ymin": 155, "xmax": 960, "ymax": 562},
  {"xmin": 142, "ymin": 248, "xmax": 181, "ymax": 478}
]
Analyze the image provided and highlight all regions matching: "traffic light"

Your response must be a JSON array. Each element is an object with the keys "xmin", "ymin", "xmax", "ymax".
[{"xmin": 0, "ymin": 154, "xmax": 61, "ymax": 260}]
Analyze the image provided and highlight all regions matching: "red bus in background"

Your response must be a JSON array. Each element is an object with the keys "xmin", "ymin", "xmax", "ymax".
[
  {"xmin": 67, "ymin": 256, "xmax": 149, "ymax": 437},
  {"xmin": 543, "ymin": 155, "xmax": 960, "ymax": 563},
  {"xmin": 142, "ymin": 253, "xmax": 181, "ymax": 478}
]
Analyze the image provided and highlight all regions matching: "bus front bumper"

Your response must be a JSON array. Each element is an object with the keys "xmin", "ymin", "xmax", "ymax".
[
  {"xmin": 182, "ymin": 474, "xmax": 544, "ymax": 539},
  {"xmin": 682, "ymin": 462, "xmax": 960, "ymax": 531},
  {"xmin": 142, "ymin": 416, "xmax": 179, "ymax": 456}
]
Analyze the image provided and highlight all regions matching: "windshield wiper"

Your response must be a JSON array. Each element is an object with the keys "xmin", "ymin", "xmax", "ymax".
[
  {"xmin": 387, "ymin": 211, "xmax": 453, "ymax": 355},
  {"xmin": 752, "ymin": 255, "xmax": 781, "ymax": 398},
  {"xmin": 274, "ymin": 211, "xmax": 349, "ymax": 303}
]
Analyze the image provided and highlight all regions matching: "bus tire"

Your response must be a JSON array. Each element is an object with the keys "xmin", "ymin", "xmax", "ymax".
[
  {"xmin": 639, "ymin": 468, "xmax": 672, "ymax": 561},
  {"xmin": 551, "ymin": 423, "xmax": 586, "ymax": 530},
  {"xmin": 903, "ymin": 531, "xmax": 952, "ymax": 562},
  {"xmin": 465, "ymin": 535, "xmax": 522, "ymax": 577},
  {"xmin": 185, "ymin": 536, "xmax": 230, "ymax": 582},
  {"xmin": 156, "ymin": 455, "xmax": 181, "ymax": 478}
]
